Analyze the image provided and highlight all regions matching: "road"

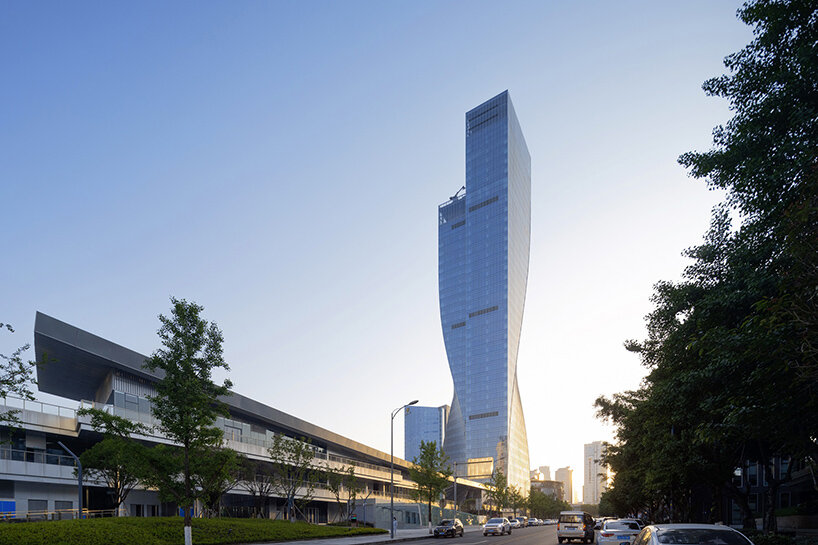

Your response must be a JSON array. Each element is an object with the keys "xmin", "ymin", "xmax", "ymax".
[{"xmin": 414, "ymin": 525, "xmax": 558, "ymax": 545}]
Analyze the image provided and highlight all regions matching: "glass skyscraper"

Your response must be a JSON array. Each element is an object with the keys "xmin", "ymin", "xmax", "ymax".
[
  {"xmin": 438, "ymin": 91, "xmax": 531, "ymax": 492},
  {"xmin": 404, "ymin": 405, "xmax": 449, "ymax": 462}
]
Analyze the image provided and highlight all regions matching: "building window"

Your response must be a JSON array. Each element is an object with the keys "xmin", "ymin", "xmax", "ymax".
[
  {"xmin": 748, "ymin": 463, "xmax": 758, "ymax": 487},
  {"xmin": 469, "ymin": 305, "xmax": 498, "ymax": 318},
  {"xmin": 469, "ymin": 411, "xmax": 498, "ymax": 420},
  {"xmin": 451, "ymin": 322, "xmax": 466, "ymax": 329},
  {"xmin": 451, "ymin": 220, "xmax": 465, "ymax": 230},
  {"xmin": 468, "ymin": 196, "xmax": 499, "ymax": 213}
]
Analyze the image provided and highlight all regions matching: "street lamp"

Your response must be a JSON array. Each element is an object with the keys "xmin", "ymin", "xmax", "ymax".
[{"xmin": 390, "ymin": 399, "xmax": 418, "ymax": 539}]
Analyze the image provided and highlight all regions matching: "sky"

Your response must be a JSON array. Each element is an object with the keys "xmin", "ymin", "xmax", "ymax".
[{"xmin": 1, "ymin": 1, "xmax": 752, "ymax": 502}]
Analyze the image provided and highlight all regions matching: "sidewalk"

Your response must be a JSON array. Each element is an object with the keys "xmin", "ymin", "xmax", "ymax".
[{"xmin": 247, "ymin": 525, "xmax": 484, "ymax": 545}]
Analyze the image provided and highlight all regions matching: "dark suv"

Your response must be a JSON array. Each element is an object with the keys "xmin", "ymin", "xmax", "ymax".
[{"xmin": 434, "ymin": 519, "xmax": 465, "ymax": 538}]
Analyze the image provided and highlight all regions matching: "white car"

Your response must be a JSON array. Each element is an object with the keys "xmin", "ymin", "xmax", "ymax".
[
  {"xmin": 483, "ymin": 517, "xmax": 512, "ymax": 536},
  {"xmin": 631, "ymin": 524, "xmax": 755, "ymax": 545},
  {"xmin": 597, "ymin": 519, "xmax": 642, "ymax": 545}
]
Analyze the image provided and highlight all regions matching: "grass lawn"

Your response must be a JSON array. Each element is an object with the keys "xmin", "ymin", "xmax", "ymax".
[{"xmin": 0, "ymin": 517, "xmax": 387, "ymax": 545}]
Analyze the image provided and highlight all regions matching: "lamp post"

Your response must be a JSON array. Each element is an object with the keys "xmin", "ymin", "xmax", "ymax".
[{"xmin": 391, "ymin": 399, "xmax": 418, "ymax": 539}]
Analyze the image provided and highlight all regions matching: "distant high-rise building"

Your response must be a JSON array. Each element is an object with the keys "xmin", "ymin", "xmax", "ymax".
[
  {"xmin": 438, "ymin": 90, "xmax": 532, "ymax": 493},
  {"xmin": 404, "ymin": 405, "xmax": 449, "ymax": 461},
  {"xmin": 583, "ymin": 441, "xmax": 610, "ymax": 504},
  {"xmin": 539, "ymin": 465, "xmax": 551, "ymax": 481},
  {"xmin": 555, "ymin": 467, "xmax": 573, "ymax": 503}
]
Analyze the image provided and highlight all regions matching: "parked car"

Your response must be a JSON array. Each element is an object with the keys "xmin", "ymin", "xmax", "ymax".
[
  {"xmin": 483, "ymin": 517, "xmax": 512, "ymax": 536},
  {"xmin": 434, "ymin": 519, "xmax": 464, "ymax": 538},
  {"xmin": 528, "ymin": 518, "xmax": 540, "ymax": 526},
  {"xmin": 509, "ymin": 518, "xmax": 521, "ymax": 529},
  {"xmin": 631, "ymin": 524, "xmax": 755, "ymax": 545},
  {"xmin": 557, "ymin": 511, "xmax": 595, "ymax": 544},
  {"xmin": 514, "ymin": 517, "xmax": 528, "ymax": 528},
  {"xmin": 597, "ymin": 519, "xmax": 642, "ymax": 545}
]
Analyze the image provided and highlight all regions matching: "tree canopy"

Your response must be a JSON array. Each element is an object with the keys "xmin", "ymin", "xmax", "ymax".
[
  {"xmin": 597, "ymin": 0, "xmax": 818, "ymax": 530},
  {"xmin": 143, "ymin": 298, "xmax": 232, "ymax": 544},
  {"xmin": 409, "ymin": 440, "xmax": 452, "ymax": 523}
]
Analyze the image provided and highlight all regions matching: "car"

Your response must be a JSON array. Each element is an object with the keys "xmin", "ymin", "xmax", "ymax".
[
  {"xmin": 514, "ymin": 517, "xmax": 528, "ymax": 528},
  {"xmin": 631, "ymin": 524, "xmax": 755, "ymax": 545},
  {"xmin": 483, "ymin": 517, "xmax": 512, "ymax": 536},
  {"xmin": 597, "ymin": 519, "xmax": 642, "ymax": 545},
  {"xmin": 528, "ymin": 518, "xmax": 540, "ymax": 526},
  {"xmin": 509, "ymin": 518, "xmax": 521, "ymax": 529},
  {"xmin": 557, "ymin": 511, "xmax": 595, "ymax": 544},
  {"xmin": 434, "ymin": 518, "xmax": 464, "ymax": 538}
]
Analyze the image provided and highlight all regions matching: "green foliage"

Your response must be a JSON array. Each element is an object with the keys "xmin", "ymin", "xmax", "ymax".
[
  {"xmin": 597, "ymin": 0, "xmax": 818, "ymax": 530},
  {"xmin": 267, "ymin": 434, "xmax": 321, "ymax": 521},
  {"xmin": 0, "ymin": 323, "xmax": 36, "ymax": 427},
  {"xmin": 78, "ymin": 408, "xmax": 151, "ymax": 514},
  {"xmin": 0, "ymin": 517, "xmax": 386, "ymax": 545},
  {"xmin": 484, "ymin": 470, "xmax": 509, "ymax": 515},
  {"xmin": 507, "ymin": 487, "xmax": 525, "ymax": 516},
  {"xmin": 324, "ymin": 463, "xmax": 360, "ymax": 522},
  {"xmin": 194, "ymin": 447, "xmax": 243, "ymax": 518},
  {"xmin": 527, "ymin": 489, "xmax": 571, "ymax": 519},
  {"xmin": 408, "ymin": 440, "xmax": 452, "ymax": 522},
  {"xmin": 143, "ymin": 298, "xmax": 233, "ymax": 529}
]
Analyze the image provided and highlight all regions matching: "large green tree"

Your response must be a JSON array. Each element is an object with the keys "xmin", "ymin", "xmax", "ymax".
[
  {"xmin": 598, "ymin": 0, "xmax": 818, "ymax": 531},
  {"xmin": 409, "ymin": 440, "xmax": 452, "ymax": 524},
  {"xmin": 77, "ymin": 407, "xmax": 150, "ymax": 515},
  {"xmin": 143, "ymin": 298, "xmax": 232, "ymax": 545}
]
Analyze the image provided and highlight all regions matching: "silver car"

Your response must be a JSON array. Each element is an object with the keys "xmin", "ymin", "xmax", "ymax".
[
  {"xmin": 483, "ymin": 517, "xmax": 512, "ymax": 536},
  {"xmin": 598, "ymin": 519, "xmax": 642, "ymax": 545},
  {"xmin": 631, "ymin": 524, "xmax": 755, "ymax": 545}
]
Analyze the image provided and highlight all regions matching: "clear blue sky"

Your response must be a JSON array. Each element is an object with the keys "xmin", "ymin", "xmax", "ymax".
[{"xmin": 2, "ymin": 1, "xmax": 751, "ymax": 500}]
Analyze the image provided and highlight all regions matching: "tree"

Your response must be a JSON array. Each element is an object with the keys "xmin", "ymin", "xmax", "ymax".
[
  {"xmin": 77, "ymin": 407, "xmax": 150, "ymax": 515},
  {"xmin": 194, "ymin": 447, "xmax": 243, "ymax": 518},
  {"xmin": 0, "ymin": 323, "xmax": 36, "ymax": 427},
  {"xmin": 325, "ymin": 463, "xmax": 361, "ymax": 523},
  {"xmin": 143, "ymin": 298, "xmax": 232, "ymax": 545},
  {"xmin": 268, "ymin": 433, "xmax": 321, "ymax": 522},
  {"xmin": 598, "ymin": 0, "xmax": 818, "ymax": 530},
  {"xmin": 528, "ymin": 488, "xmax": 571, "ymax": 519},
  {"xmin": 485, "ymin": 469, "xmax": 509, "ymax": 516},
  {"xmin": 242, "ymin": 458, "xmax": 277, "ymax": 518},
  {"xmin": 409, "ymin": 440, "xmax": 452, "ymax": 524},
  {"xmin": 507, "ymin": 486, "xmax": 525, "ymax": 517}
]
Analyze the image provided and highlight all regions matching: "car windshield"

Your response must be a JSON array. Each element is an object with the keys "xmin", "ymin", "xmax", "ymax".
[
  {"xmin": 656, "ymin": 529, "xmax": 752, "ymax": 545},
  {"xmin": 487, "ymin": 518, "xmax": 505, "ymax": 524},
  {"xmin": 439, "ymin": 520, "xmax": 454, "ymax": 526},
  {"xmin": 607, "ymin": 522, "xmax": 641, "ymax": 530},
  {"xmin": 560, "ymin": 515, "xmax": 583, "ymax": 523}
]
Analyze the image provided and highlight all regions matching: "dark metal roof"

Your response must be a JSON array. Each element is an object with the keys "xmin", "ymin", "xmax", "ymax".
[{"xmin": 34, "ymin": 311, "xmax": 411, "ymax": 470}]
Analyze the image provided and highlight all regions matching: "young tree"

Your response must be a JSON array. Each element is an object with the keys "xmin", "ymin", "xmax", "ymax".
[
  {"xmin": 508, "ymin": 487, "xmax": 525, "ymax": 517},
  {"xmin": 0, "ymin": 323, "xmax": 36, "ymax": 427},
  {"xmin": 143, "ymin": 298, "xmax": 232, "ymax": 545},
  {"xmin": 409, "ymin": 440, "xmax": 452, "ymax": 524},
  {"xmin": 77, "ymin": 407, "xmax": 150, "ymax": 515},
  {"xmin": 195, "ymin": 447, "xmax": 243, "ymax": 518},
  {"xmin": 325, "ymin": 463, "xmax": 361, "ymax": 523},
  {"xmin": 242, "ymin": 458, "xmax": 277, "ymax": 518},
  {"xmin": 484, "ymin": 469, "xmax": 509, "ymax": 516},
  {"xmin": 268, "ymin": 434, "xmax": 321, "ymax": 522}
]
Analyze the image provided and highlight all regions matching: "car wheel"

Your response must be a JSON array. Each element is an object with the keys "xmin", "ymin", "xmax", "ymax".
[
  {"xmin": 558, "ymin": 538, "xmax": 564, "ymax": 544},
  {"xmin": 483, "ymin": 533, "xmax": 488, "ymax": 537},
  {"xmin": 508, "ymin": 529, "xmax": 512, "ymax": 535}
]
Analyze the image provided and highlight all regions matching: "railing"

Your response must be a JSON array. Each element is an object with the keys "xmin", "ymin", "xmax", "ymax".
[
  {"xmin": 0, "ymin": 508, "xmax": 117, "ymax": 521},
  {"xmin": 0, "ymin": 446, "xmax": 77, "ymax": 467},
  {"xmin": 1, "ymin": 396, "xmax": 78, "ymax": 431}
]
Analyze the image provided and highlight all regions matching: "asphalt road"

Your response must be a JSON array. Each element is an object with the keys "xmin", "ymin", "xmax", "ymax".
[{"xmin": 415, "ymin": 525, "xmax": 559, "ymax": 545}]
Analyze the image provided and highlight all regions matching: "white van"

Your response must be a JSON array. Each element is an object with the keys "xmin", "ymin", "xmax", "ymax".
[{"xmin": 557, "ymin": 511, "xmax": 595, "ymax": 544}]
